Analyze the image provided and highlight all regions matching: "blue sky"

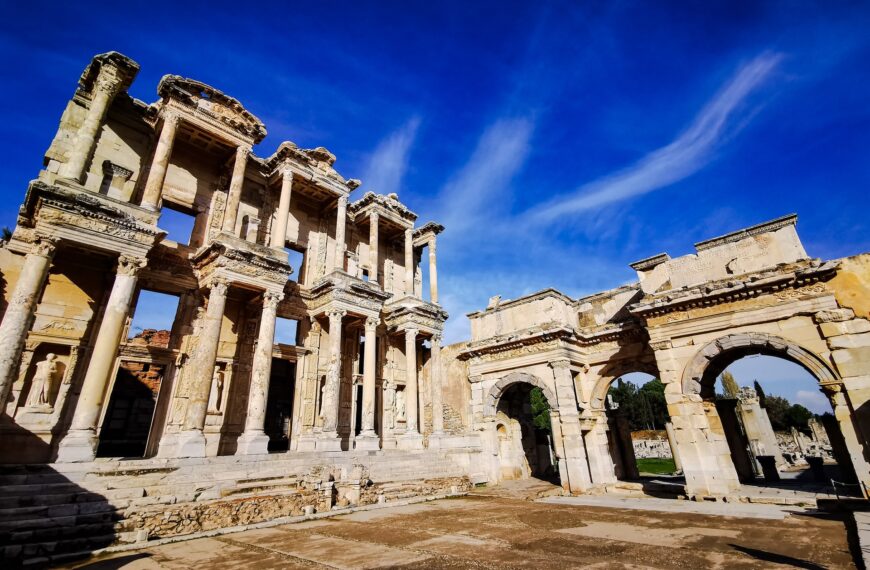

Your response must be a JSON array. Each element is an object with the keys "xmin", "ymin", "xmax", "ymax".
[{"xmin": 2, "ymin": 1, "xmax": 868, "ymax": 413}]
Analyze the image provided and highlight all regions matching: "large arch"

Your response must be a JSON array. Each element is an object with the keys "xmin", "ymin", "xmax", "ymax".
[
  {"xmin": 681, "ymin": 332, "xmax": 840, "ymax": 399},
  {"xmin": 484, "ymin": 371, "xmax": 557, "ymax": 417}
]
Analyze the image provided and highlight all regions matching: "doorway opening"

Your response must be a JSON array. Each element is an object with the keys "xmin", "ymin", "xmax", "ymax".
[
  {"xmin": 607, "ymin": 372, "xmax": 676, "ymax": 479},
  {"xmin": 495, "ymin": 383, "xmax": 559, "ymax": 484},
  {"xmin": 264, "ymin": 358, "xmax": 296, "ymax": 452}
]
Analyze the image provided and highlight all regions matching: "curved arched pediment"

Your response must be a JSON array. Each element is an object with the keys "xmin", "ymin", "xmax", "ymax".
[
  {"xmin": 483, "ymin": 371, "xmax": 557, "ymax": 417},
  {"xmin": 681, "ymin": 332, "xmax": 839, "ymax": 398}
]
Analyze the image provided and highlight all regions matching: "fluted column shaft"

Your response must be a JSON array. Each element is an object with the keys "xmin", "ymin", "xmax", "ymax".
[
  {"xmin": 431, "ymin": 334, "xmax": 444, "ymax": 434},
  {"xmin": 57, "ymin": 255, "xmax": 145, "ymax": 462},
  {"xmin": 184, "ymin": 281, "xmax": 229, "ymax": 433},
  {"xmin": 238, "ymin": 291, "xmax": 284, "ymax": 454},
  {"xmin": 271, "ymin": 167, "xmax": 293, "ymax": 248},
  {"xmin": 62, "ymin": 74, "xmax": 123, "ymax": 182},
  {"xmin": 368, "ymin": 212, "xmax": 379, "ymax": 284},
  {"xmin": 0, "ymin": 239, "xmax": 56, "ymax": 411},
  {"xmin": 334, "ymin": 196, "xmax": 348, "ymax": 271},
  {"xmin": 428, "ymin": 237, "xmax": 438, "ymax": 304},
  {"xmin": 404, "ymin": 328, "xmax": 419, "ymax": 433},
  {"xmin": 321, "ymin": 309, "xmax": 345, "ymax": 433},
  {"xmin": 361, "ymin": 317, "xmax": 378, "ymax": 435},
  {"xmin": 404, "ymin": 229, "xmax": 414, "ymax": 296},
  {"xmin": 222, "ymin": 146, "xmax": 251, "ymax": 233},
  {"xmin": 140, "ymin": 113, "xmax": 180, "ymax": 210}
]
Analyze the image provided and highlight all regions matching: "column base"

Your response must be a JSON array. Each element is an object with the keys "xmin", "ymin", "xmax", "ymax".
[
  {"xmin": 175, "ymin": 429, "xmax": 207, "ymax": 458},
  {"xmin": 354, "ymin": 432, "xmax": 380, "ymax": 451},
  {"xmin": 316, "ymin": 432, "xmax": 343, "ymax": 452},
  {"xmin": 296, "ymin": 434, "xmax": 317, "ymax": 452},
  {"xmin": 398, "ymin": 432, "xmax": 424, "ymax": 450},
  {"xmin": 427, "ymin": 432, "xmax": 445, "ymax": 449},
  {"xmin": 55, "ymin": 429, "xmax": 98, "ymax": 463},
  {"xmin": 236, "ymin": 431, "xmax": 270, "ymax": 455}
]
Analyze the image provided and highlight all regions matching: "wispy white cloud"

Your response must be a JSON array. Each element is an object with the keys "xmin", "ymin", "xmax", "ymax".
[
  {"xmin": 437, "ymin": 117, "xmax": 534, "ymax": 232},
  {"xmin": 795, "ymin": 389, "xmax": 829, "ymax": 415},
  {"xmin": 361, "ymin": 117, "xmax": 421, "ymax": 196},
  {"xmin": 528, "ymin": 52, "xmax": 783, "ymax": 223}
]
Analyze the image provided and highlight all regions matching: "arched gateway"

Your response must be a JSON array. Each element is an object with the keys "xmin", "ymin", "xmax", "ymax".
[{"xmin": 458, "ymin": 215, "xmax": 870, "ymax": 499}]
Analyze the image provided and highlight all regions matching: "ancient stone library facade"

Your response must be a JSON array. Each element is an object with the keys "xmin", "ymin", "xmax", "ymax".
[{"xmin": 0, "ymin": 51, "xmax": 868, "ymax": 559}]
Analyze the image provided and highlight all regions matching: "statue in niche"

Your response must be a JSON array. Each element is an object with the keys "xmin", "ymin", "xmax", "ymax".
[
  {"xmin": 208, "ymin": 366, "xmax": 225, "ymax": 413},
  {"xmin": 396, "ymin": 388, "xmax": 406, "ymax": 422},
  {"xmin": 384, "ymin": 380, "xmax": 396, "ymax": 429},
  {"xmin": 27, "ymin": 353, "xmax": 59, "ymax": 408}
]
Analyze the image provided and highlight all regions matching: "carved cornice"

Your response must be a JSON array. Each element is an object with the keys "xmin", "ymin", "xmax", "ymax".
[
  {"xmin": 629, "ymin": 259, "xmax": 838, "ymax": 318},
  {"xmin": 301, "ymin": 270, "xmax": 391, "ymax": 316},
  {"xmin": 191, "ymin": 236, "xmax": 291, "ymax": 288},
  {"xmin": 157, "ymin": 75, "xmax": 267, "ymax": 143},
  {"xmin": 76, "ymin": 51, "xmax": 139, "ymax": 101},
  {"xmin": 348, "ymin": 191, "xmax": 418, "ymax": 224},
  {"xmin": 694, "ymin": 213, "xmax": 797, "ymax": 252}
]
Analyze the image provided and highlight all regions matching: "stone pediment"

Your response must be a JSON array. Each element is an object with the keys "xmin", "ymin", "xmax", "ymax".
[
  {"xmin": 301, "ymin": 270, "xmax": 391, "ymax": 317},
  {"xmin": 348, "ymin": 192, "xmax": 418, "ymax": 226},
  {"xmin": 191, "ymin": 234, "xmax": 291, "ymax": 290},
  {"xmin": 383, "ymin": 295, "xmax": 448, "ymax": 335},
  {"xmin": 157, "ymin": 75, "xmax": 267, "ymax": 143},
  {"xmin": 263, "ymin": 141, "xmax": 359, "ymax": 195}
]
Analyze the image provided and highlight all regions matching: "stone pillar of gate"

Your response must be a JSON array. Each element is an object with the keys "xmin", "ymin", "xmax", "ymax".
[
  {"xmin": 237, "ymin": 290, "xmax": 284, "ymax": 455},
  {"xmin": 317, "ymin": 309, "xmax": 345, "ymax": 451},
  {"xmin": 356, "ymin": 316, "xmax": 380, "ymax": 450},
  {"xmin": 57, "ymin": 255, "xmax": 146, "ymax": 462},
  {"xmin": 582, "ymin": 413, "xmax": 617, "ymax": 485},
  {"xmin": 664, "ymin": 421, "xmax": 683, "ymax": 472},
  {"xmin": 0, "ymin": 238, "xmax": 57, "ymax": 411},
  {"xmin": 549, "ymin": 360, "xmax": 592, "ymax": 493},
  {"xmin": 654, "ymin": 342, "xmax": 740, "ymax": 498},
  {"xmin": 824, "ymin": 384, "xmax": 870, "ymax": 496}
]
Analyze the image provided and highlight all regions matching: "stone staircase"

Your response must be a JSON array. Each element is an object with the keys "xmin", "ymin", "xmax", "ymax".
[{"xmin": 0, "ymin": 449, "xmax": 472, "ymax": 566}]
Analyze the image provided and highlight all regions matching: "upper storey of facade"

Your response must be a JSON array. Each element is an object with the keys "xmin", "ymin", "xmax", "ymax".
[
  {"xmin": 464, "ymin": 214, "xmax": 842, "ymax": 353},
  {"xmin": 16, "ymin": 51, "xmax": 444, "ymax": 315}
]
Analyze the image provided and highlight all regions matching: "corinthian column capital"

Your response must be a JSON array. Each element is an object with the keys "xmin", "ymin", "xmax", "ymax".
[
  {"xmin": 263, "ymin": 290, "xmax": 284, "ymax": 309},
  {"xmin": 327, "ymin": 308, "xmax": 347, "ymax": 322},
  {"xmin": 116, "ymin": 255, "xmax": 147, "ymax": 276},
  {"xmin": 365, "ymin": 316, "xmax": 379, "ymax": 330},
  {"xmin": 32, "ymin": 237, "xmax": 59, "ymax": 259},
  {"xmin": 209, "ymin": 278, "xmax": 229, "ymax": 297}
]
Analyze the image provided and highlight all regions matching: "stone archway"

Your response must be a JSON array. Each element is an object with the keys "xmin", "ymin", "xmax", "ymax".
[
  {"xmin": 484, "ymin": 372, "xmax": 557, "ymax": 418},
  {"xmin": 681, "ymin": 332, "xmax": 839, "ymax": 398},
  {"xmin": 485, "ymin": 372, "xmax": 560, "ymax": 484}
]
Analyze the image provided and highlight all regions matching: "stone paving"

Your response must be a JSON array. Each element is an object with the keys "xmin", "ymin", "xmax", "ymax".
[{"xmin": 63, "ymin": 482, "xmax": 858, "ymax": 569}]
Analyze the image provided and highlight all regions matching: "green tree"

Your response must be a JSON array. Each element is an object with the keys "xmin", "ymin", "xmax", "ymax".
[
  {"xmin": 720, "ymin": 371, "xmax": 740, "ymax": 398},
  {"xmin": 785, "ymin": 404, "xmax": 814, "ymax": 429},
  {"xmin": 1, "ymin": 227, "xmax": 11, "ymax": 241},
  {"xmin": 638, "ymin": 378, "xmax": 668, "ymax": 429},
  {"xmin": 754, "ymin": 381, "xmax": 767, "ymax": 406},
  {"xmin": 762, "ymin": 395, "xmax": 790, "ymax": 431},
  {"xmin": 529, "ymin": 387, "xmax": 551, "ymax": 431}
]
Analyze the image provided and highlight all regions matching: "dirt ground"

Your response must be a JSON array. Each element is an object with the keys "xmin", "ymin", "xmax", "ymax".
[{"xmin": 64, "ymin": 484, "xmax": 858, "ymax": 569}]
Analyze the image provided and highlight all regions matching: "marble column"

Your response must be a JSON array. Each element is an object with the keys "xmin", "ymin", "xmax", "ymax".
[
  {"xmin": 318, "ymin": 309, "xmax": 345, "ymax": 450},
  {"xmin": 176, "ymin": 280, "xmax": 229, "ymax": 458},
  {"xmin": 57, "ymin": 255, "xmax": 145, "ymax": 462},
  {"xmin": 430, "ymin": 333, "xmax": 444, "ymax": 436},
  {"xmin": 400, "ymin": 328, "xmax": 423, "ymax": 448},
  {"xmin": 334, "ymin": 196, "xmax": 348, "ymax": 271},
  {"xmin": 368, "ymin": 212, "xmax": 379, "ymax": 284},
  {"xmin": 61, "ymin": 72, "xmax": 124, "ymax": 182},
  {"xmin": 428, "ymin": 237, "xmax": 438, "ymax": 304},
  {"xmin": 140, "ymin": 112, "xmax": 180, "ymax": 210},
  {"xmin": 270, "ymin": 167, "xmax": 293, "ymax": 249},
  {"xmin": 404, "ymin": 228, "xmax": 414, "ymax": 296},
  {"xmin": 237, "ymin": 291, "xmax": 284, "ymax": 455},
  {"xmin": 221, "ymin": 145, "xmax": 251, "ymax": 234},
  {"xmin": 0, "ymin": 238, "xmax": 57, "ymax": 411},
  {"xmin": 356, "ymin": 316, "xmax": 379, "ymax": 449}
]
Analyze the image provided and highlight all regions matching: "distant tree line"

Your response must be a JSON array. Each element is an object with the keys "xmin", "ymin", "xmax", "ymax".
[{"xmin": 603, "ymin": 372, "xmax": 818, "ymax": 432}]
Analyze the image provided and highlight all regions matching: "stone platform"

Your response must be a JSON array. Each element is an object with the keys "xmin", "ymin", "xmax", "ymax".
[{"xmin": 0, "ymin": 449, "xmax": 474, "ymax": 565}]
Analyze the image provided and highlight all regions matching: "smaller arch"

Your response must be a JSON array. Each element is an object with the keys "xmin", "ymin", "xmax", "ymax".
[
  {"xmin": 484, "ymin": 372, "xmax": 557, "ymax": 417},
  {"xmin": 590, "ymin": 362, "xmax": 660, "ymax": 411},
  {"xmin": 682, "ymin": 332, "xmax": 840, "ymax": 398}
]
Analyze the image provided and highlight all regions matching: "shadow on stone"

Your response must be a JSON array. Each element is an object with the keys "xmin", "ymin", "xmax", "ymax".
[
  {"xmin": 729, "ymin": 544, "xmax": 827, "ymax": 569},
  {"xmin": 0, "ymin": 418, "xmax": 118, "ymax": 567}
]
